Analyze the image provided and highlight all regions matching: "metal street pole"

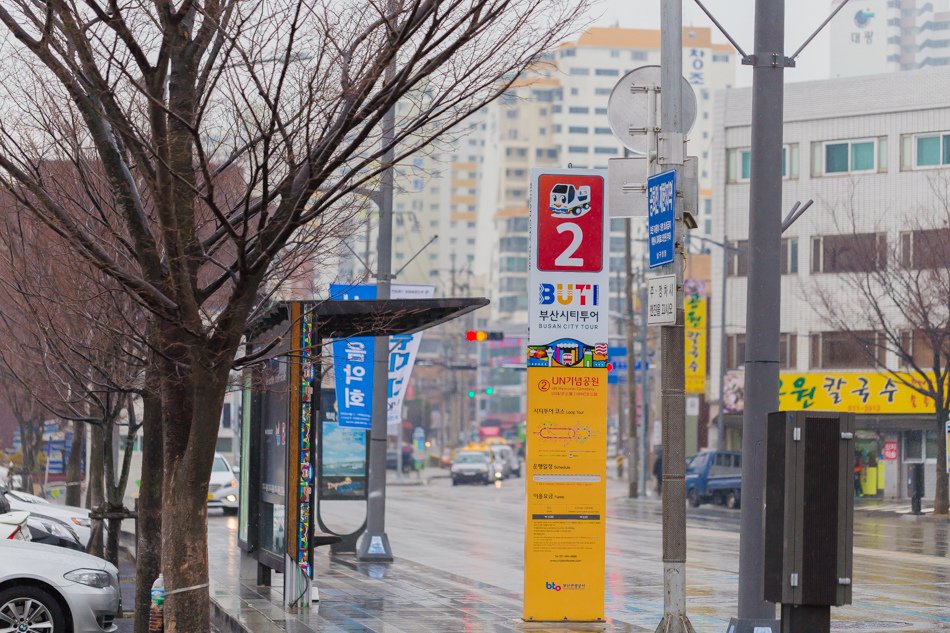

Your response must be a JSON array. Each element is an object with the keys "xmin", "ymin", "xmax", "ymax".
[
  {"xmin": 358, "ymin": 81, "xmax": 396, "ymax": 563},
  {"xmin": 657, "ymin": 1, "xmax": 693, "ymax": 631},
  {"xmin": 717, "ymin": 233, "xmax": 729, "ymax": 450},
  {"xmin": 730, "ymin": 0, "xmax": 785, "ymax": 629},
  {"xmin": 624, "ymin": 209, "xmax": 638, "ymax": 497},
  {"xmin": 639, "ymin": 270, "xmax": 650, "ymax": 497}
]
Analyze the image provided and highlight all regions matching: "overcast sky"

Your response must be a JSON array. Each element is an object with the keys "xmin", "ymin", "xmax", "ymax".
[{"xmin": 592, "ymin": 0, "xmax": 838, "ymax": 85}]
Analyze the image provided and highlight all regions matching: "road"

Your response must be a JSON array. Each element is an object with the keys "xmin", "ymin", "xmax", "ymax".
[{"xmin": 308, "ymin": 473, "xmax": 950, "ymax": 632}]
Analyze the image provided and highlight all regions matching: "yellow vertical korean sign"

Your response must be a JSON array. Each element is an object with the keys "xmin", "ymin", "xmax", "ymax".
[
  {"xmin": 684, "ymin": 289, "xmax": 707, "ymax": 395},
  {"xmin": 525, "ymin": 169, "xmax": 609, "ymax": 622}
]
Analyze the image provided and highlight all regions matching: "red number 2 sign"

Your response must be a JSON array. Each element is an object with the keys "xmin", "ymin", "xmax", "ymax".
[{"xmin": 536, "ymin": 174, "xmax": 604, "ymax": 273}]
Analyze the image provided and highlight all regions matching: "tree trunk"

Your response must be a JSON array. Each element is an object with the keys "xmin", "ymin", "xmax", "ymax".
[
  {"xmin": 161, "ymin": 366, "xmax": 228, "ymax": 633},
  {"xmin": 936, "ymin": 412, "xmax": 949, "ymax": 515},
  {"xmin": 66, "ymin": 421, "xmax": 84, "ymax": 507},
  {"xmin": 134, "ymin": 392, "xmax": 163, "ymax": 633},
  {"xmin": 106, "ymin": 515, "xmax": 122, "ymax": 575},
  {"xmin": 86, "ymin": 423, "xmax": 105, "ymax": 556}
]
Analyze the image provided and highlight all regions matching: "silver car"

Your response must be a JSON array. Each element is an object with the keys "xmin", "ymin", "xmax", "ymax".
[{"xmin": 0, "ymin": 539, "xmax": 119, "ymax": 632}]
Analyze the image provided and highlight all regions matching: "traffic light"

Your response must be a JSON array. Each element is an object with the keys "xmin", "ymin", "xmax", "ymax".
[
  {"xmin": 467, "ymin": 390, "xmax": 476, "ymax": 398},
  {"xmin": 485, "ymin": 387, "xmax": 494, "ymax": 395},
  {"xmin": 465, "ymin": 330, "xmax": 504, "ymax": 342},
  {"xmin": 467, "ymin": 387, "xmax": 494, "ymax": 398}
]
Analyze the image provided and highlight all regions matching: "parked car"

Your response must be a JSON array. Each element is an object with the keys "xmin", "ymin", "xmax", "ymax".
[
  {"xmin": 685, "ymin": 450, "xmax": 742, "ymax": 509},
  {"xmin": 208, "ymin": 453, "xmax": 240, "ymax": 515},
  {"xmin": 26, "ymin": 513, "xmax": 85, "ymax": 551},
  {"xmin": 0, "ymin": 539, "xmax": 120, "ymax": 632},
  {"xmin": 2, "ymin": 485, "xmax": 93, "ymax": 546},
  {"xmin": 451, "ymin": 451, "xmax": 502, "ymax": 485}
]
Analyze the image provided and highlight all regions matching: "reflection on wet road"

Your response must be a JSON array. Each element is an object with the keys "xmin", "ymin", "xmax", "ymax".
[{"xmin": 316, "ymin": 474, "xmax": 950, "ymax": 631}]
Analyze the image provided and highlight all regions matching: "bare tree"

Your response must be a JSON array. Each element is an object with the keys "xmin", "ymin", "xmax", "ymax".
[
  {"xmin": 811, "ymin": 177, "xmax": 950, "ymax": 515},
  {"xmin": 0, "ymin": 2, "xmax": 587, "ymax": 630}
]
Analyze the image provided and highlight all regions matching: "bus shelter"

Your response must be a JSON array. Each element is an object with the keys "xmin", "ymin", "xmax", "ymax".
[{"xmin": 238, "ymin": 297, "xmax": 487, "ymax": 606}]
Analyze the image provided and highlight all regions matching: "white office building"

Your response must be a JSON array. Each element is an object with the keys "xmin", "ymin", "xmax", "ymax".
[{"xmin": 712, "ymin": 68, "xmax": 950, "ymax": 500}]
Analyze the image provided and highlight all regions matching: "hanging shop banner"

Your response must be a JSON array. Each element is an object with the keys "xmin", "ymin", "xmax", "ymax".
[
  {"xmin": 330, "ymin": 284, "xmax": 433, "ymax": 432},
  {"xmin": 387, "ymin": 285, "xmax": 435, "ymax": 436},
  {"xmin": 722, "ymin": 368, "xmax": 943, "ymax": 415},
  {"xmin": 525, "ymin": 168, "xmax": 608, "ymax": 622},
  {"xmin": 684, "ymin": 280, "xmax": 707, "ymax": 395},
  {"xmin": 330, "ymin": 284, "xmax": 377, "ymax": 429}
]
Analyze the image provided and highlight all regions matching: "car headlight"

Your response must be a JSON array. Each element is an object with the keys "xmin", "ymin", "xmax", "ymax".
[
  {"xmin": 226, "ymin": 494, "xmax": 237, "ymax": 502},
  {"xmin": 71, "ymin": 517, "xmax": 91, "ymax": 528},
  {"xmin": 65, "ymin": 569, "xmax": 112, "ymax": 588}
]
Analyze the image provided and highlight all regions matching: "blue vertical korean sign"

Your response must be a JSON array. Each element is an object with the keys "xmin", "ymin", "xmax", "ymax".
[
  {"xmin": 648, "ymin": 169, "xmax": 676, "ymax": 269},
  {"xmin": 330, "ymin": 284, "xmax": 375, "ymax": 429}
]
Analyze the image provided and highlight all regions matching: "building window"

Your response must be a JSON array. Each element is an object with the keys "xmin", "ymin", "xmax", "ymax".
[
  {"xmin": 499, "ymin": 256, "xmax": 527, "ymax": 272},
  {"xmin": 783, "ymin": 238, "xmax": 798, "ymax": 274},
  {"xmin": 552, "ymin": 124, "xmax": 562, "ymax": 133},
  {"xmin": 810, "ymin": 331, "xmax": 886, "ymax": 369},
  {"xmin": 568, "ymin": 126, "xmax": 589, "ymax": 134},
  {"xmin": 813, "ymin": 138, "xmax": 886, "ymax": 175},
  {"xmin": 903, "ymin": 429, "xmax": 939, "ymax": 462},
  {"xmin": 595, "ymin": 68, "xmax": 619, "ymax": 76},
  {"xmin": 569, "ymin": 67, "xmax": 590, "ymax": 76},
  {"xmin": 506, "ymin": 216, "xmax": 529, "ymax": 233},
  {"xmin": 609, "ymin": 236, "xmax": 626, "ymax": 252},
  {"xmin": 595, "ymin": 127, "xmax": 612, "ymax": 135},
  {"xmin": 594, "ymin": 147, "xmax": 618, "ymax": 155},
  {"xmin": 712, "ymin": 53, "xmax": 730, "ymax": 62},
  {"xmin": 500, "ymin": 277, "xmax": 527, "ymax": 292},
  {"xmin": 561, "ymin": 48, "xmax": 576, "ymax": 58},
  {"xmin": 728, "ymin": 238, "xmax": 797, "ymax": 275},
  {"xmin": 728, "ymin": 144, "xmax": 798, "ymax": 182},
  {"xmin": 811, "ymin": 233, "xmax": 887, "ymax": 273},
  {"xmin": 899, "ymin": 330, "xmax": 936, "ymax": 368},
  {"xmin": 726, "ymin": 334, "xmax": 746, "ymax": 369},
  {"xmin": 900, "ymin": 228, "xmax": 950, "ymax": 268},
  {"xmin": 499, "ymin": 295, "xmax": 528, "ymax": 312},
  {"xmin": 595, "ymin": 107, "xmax": 608, "ymax": 115},
  {"xmin": 595, "ymin": 87, "xmax": 612, "ymax": 96},
  {"xmin": 632, "ymin": 51, "xmax": 648, "ymax": 60},
  {"xmin": 902, "ymin": 132, "xmax": 950, "ymax": 169},
  {"xmin": 552, "ymin": 104, "xmax": 562, "ymax": 114},
  {"xmin": 568, "ymin": 106, "xmax": 590, "ymax": 114},
  {"xmin": 568, "ymin": 145, "xmax": 589, "ymax": 153},
  {"xmin": 500, "ymin": 236, "xmax": 528, "ymax": 252}
]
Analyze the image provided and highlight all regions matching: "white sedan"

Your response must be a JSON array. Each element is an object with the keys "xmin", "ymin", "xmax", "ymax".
[
  {"xmin": 0, "ymin": 539, "xmax": 119, "ymax": 632},
  {"xmin": 3, "ymin": 489, "xmax": 93, "ymax": 547}
]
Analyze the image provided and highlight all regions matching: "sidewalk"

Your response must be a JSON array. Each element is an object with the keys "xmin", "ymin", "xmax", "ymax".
[{"xmin": 208, "ymin": 532, "xmax": 641, "ymax": 633}]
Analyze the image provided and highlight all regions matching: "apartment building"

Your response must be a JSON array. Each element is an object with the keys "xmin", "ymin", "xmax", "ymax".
[
  {"xmin": 830, "ymin": 0, "xmax": 950, "ymax": 77},
  {"xmin": 712, "ymin": 68, "xmax": 950, "ymax": 499}
]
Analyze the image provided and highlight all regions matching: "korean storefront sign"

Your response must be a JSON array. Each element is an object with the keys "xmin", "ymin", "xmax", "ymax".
[
  {"xmin": 525, "ymin": 168, "xmax": 608, "ymax": 622},
  {"xmin": 684, "ymin": 280, "xmax": 706, "ymax": 395},
  {"xmin": 721, "ymin": 369, "xmax": 943, "ymax": 415}
]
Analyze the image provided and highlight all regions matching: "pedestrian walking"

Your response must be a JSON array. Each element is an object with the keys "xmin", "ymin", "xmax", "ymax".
[{"xmin": 652, "ymin": 452, "xmax": 663, "ymax": 497}]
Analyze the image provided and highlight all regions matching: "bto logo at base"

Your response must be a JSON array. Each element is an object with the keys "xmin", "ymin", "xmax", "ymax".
[{"xmin": 545, "ymin": 582, "xmax": 562, "ymax": 591}]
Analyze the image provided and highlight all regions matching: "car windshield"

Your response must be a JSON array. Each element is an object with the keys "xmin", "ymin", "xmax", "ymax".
[
  {"xmin": 212, "ymin": 457, "xmax": 230, "ymax": 473},
  {"xmin": 6, "ymin": 490, "xmax": 49, "ymax": 504},
  {"xmin": 455, "ymin": 453, "xmax": 487, "ymax": 464}
]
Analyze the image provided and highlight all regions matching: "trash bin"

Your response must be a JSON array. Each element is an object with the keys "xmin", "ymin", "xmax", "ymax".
[{"xmin": 906, "ymin": 463, "xmax": 924, "ymax": 515}]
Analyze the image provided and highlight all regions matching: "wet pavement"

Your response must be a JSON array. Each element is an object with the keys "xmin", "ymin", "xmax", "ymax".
[{"xmin": 208, "ymin": 474, "xmax": 950, "ymax": 633}]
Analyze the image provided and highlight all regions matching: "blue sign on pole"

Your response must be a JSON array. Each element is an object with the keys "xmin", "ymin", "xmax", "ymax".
[
  {"xmin": 330, "ymin": 284, "xmax": 376, "ymax": 429},
  {"xmin": 607, "ymin": 346, "xmax": 627, "ymax": 385},
  {"xmin": 648, "ymin": 169, "xmax": 676, "ymax": 269}
]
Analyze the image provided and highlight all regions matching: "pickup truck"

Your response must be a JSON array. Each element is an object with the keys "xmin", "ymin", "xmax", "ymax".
[{"xmin": 685, "ymin": 450, "xmax": 742, "ymax": 509}]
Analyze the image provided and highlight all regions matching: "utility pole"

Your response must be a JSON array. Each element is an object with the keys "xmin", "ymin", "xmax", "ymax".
[
  {"xmin": 656, "ymin": 2, "xmax": 693, "ymax": 631},
  {"xmin": 639, "ymin": 263, "xmax": 650, "ymax": 498},
  {"xmin": 731, "ymin": 0, "xmax": 785, "ymax": 628},
  {"xmin": 624, "ymin": 218, "xmax": 638, "ymax": 497},
  {"xmin": 358, "ymin": 72, "xmax": 396, "ymax": 563}
]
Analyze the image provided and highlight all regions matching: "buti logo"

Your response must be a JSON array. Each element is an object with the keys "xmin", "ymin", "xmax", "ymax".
[
  {"xmin": 545, "ymin": 582, "xmax": 562, "ymax": 591},
  {"xmin": 538, "ymin": 283, "xmax": 600, "ymax": 307}
]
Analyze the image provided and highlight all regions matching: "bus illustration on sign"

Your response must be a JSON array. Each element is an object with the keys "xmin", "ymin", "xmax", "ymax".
[{"xmin": 550, "ymin": 183, "xmax": 592, "ymax": 217}]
